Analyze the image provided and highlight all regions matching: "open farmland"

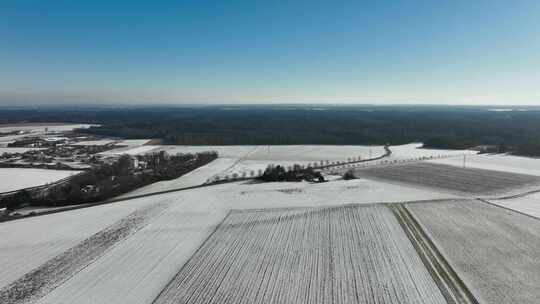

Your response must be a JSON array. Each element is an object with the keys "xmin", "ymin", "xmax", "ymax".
[
  {"xmin": 104, "ymin": 145, "xmax": 386, "ymax": 162},
  {"xmin": 0, "ymin": 177, "xmax": 456, "ymax": 303},
  {"xmin": 116, "ymin": 158, "xmax": 239, "ymax": 198},
  {"xmin": 489, "ymin": 192, "xmax": 540, "ymax": 218},
  {"xmin": 107, "ymin": 144, "xmax": 390, "ymax": 198},
  {"xmin": 407, "ymin": 199, "xmax": 540, "ymax": 304},
  {"xmin": 0, "ymin": 168, "xmax": 81, "ymax": 193},
  {"xmin": 0, "ymin": 195, "xmax": 164, "ymax": 290},
  {"xmin": 387, "ymin": 143, "xmax": 476, "ymax": 161},
  {"xmin": 72, "ymin": 139, "xmax": 117, "ymax": 146},
  {"xmin": 0, "ymin": 203, "xmax": 169, "ymax": 304},
  {"xmin": 0, "ymin": 147, "xmax": 44, "ymax": 154},
  {"xmin": 27, "ymin": 180, "xmax": 456, "ymax": 304},
  {"xmin": 429, "ymin": 153, "xmax": 540, "ymax": 177},
  {"xmin": 103, "ymin": 145, "xmax": 387, "ymax": 177},
  {"xmin": 354, "ymin": 162, "xmax": 540, "ymax": 195},
  {"xmin": 154, "ymin": 204, "xmax": 447, "ymax": 304},
  {"xmin": 0, "ymin": 124, "xmax": 94, "ymax": 146}
]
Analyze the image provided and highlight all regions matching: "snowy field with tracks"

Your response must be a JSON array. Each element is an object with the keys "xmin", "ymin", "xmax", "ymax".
[
  {"xmin": 408, "ymin": 199, "xmax": 540, "ymax": 304},
  {"xmin": 154, "ymin": 205, "xmax": 447, "ymax": 304},
  {"xmin": 3, "ymin": 143, "xmax": 540, "ymax": 304},
  {"xmin": 354, "ymin": 162, "xmax": 540, "ymax": 195}
]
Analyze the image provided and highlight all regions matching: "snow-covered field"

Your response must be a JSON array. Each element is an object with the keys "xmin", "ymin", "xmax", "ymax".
[
  {"xmin": 0, "ymin": 177, "xmax": 456, "ymax": 303},
  {"xmin": 5, "ymin": 142, "xmax": 538, "ymax": 303},
  {"xmin": 388, "ymin": 143, "xmax": 476, "ymax": 161},
  {"xmin": 104, "ymin": 143, "xmax": 483, "ymax": 187},
  {"xmin": 0, "ymin": 124, "xmax": 95, "ymax": 146},
  {"xmin": 0, "ymin": 168, "xmax": 80, "ymax": 192},
  {"xmin": 489, "ymin": 192, "xmax": 540, "ymax": 218},
  {"xmin": 0, "ymin": 196, "xmax": 160, "ymax": 289},
  {"xmin": 1, "ymin": 203, "xmax": 169, "ymax": 304},
  {"xmin": 0, "ymin": 124, "xmax": 94, "ymax": 133},
  {"xmin": 0, "ymin": 134, "xmax": 42, "ymax": 146},
  {"xmin": 117, "ymin": 139, "xmax": 152, "ymax": 146},
  {"xmin": 102, "ymin": 145, "xmax": 159, "ymax": 155},
  {"xmin": 408, "ymin": 199, "xmax": 540, "ymax": 304},
  {"xmin": 73, "ymin": 139, "xmax": 151, "ymax": 146},
  {"xmin": 0, "ymin": 147, "xmax": 44, "ymax": 154},
  {"xmin": 104, "ymin": 144, "xmax": 386, "ymax": 161},
  {"xmin": 109, "ymin": 144, "xmax": 389, "ymax": 197},
  {"xmin": 354, "ymin": 162, "xmax": 540, "ymax": 196},
  {"xmin": 111, "ymin": 143, "xmax": 489, "ymax": 199},
  {"xmin": 430, "ymin": 153, "xmax": 540, "ymax": 176},
  {"xmin": 106, "ymin": 145, "xmax": 384, "ymax": 161},
  {"xmin": 72, "ymin": 139, "xmax": 117, "ymax": 146},
  {"xmin": 117, "ymin": 158, "xmax": 238, "ymax": 198},
  {"xmin": 154, "ymin": 204, "xmax": 447, "ymax": 304}
]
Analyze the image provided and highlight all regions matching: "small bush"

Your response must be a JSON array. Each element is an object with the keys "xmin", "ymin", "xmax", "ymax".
[{"xmin": 343, "ymin": 170, "xmax": 356, "ymax": 180}]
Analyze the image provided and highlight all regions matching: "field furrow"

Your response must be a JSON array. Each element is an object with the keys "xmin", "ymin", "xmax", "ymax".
[
  {"xmin": 389, "ymin": 203, "xmax": 478, "ymax": 304},
  {"xmin": 0, "ymin": 203, "xmax": 169, "ymax": 304},
  {"xmin": 153, "ymin": 204, "xmax": 447, "ymax": 304},
  {"xmin": 407, "ymin": 199, "xmax": 540, "ymax": 304},
  {"xmin": 355, "ymin": 162, "xmax": 540, "ymax": 195}
]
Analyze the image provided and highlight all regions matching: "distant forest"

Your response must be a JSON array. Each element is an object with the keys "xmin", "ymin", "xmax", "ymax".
[{"xmin": 2, "ymin": 105, "xmax": 540, "ymax": 156}]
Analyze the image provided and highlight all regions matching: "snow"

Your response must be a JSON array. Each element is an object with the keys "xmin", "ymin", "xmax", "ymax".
[
  {"xmin": 388, "ymin": 143, "xmax": 476, "ymax": 160},
  {"xmin": 355, "ymin": 162, "xmax": 540, "ymax": 196},
  {"xmin": 117, "ymin": 139, "xmax": 152, "ymax": 146},
  {"xmin": 1, "ymin": 178, "xmax": 456, "ymax": 303},
  {"xmin": 102, "ymin": 145, "xmax": 161, "ymax": 155},
  {"xmin": 0, "ymin": 134, "xmax": 35, "ymax": 145},
  {"xmin": 116, "ymin": 143, "xmax": 481, "ymax": 199},
  {"xmin": 408, "ymin": 199, "xmax": 540, "ymax": 304},
  {"xmin": 0, "ymin": 204, "xmax": 169, "ymax": 304},
  {"xmin": 0, "ymin": 143, "xmax": 493, "ymax": 303},
  {"xmin": 0, "ymin": 124, "xmax": 94, "ymax": 133},
  {"xmin": 73, "ymin": 139, "xmax": 151, "ymax": 147},
  {"xmin": 153, "ymin": 205, "xmax": 447, "ymax": 304},
  {"xmin": 488, "ymin": 108, "xmax": 514, "ymax": 112},
  {"xmin": 211, "ymin": 178, "xmax": 459, "ymax": 209},
  {"xmin": 0, "ymin": 147, "xmax": 44, "ymax": 154},
  {"xmin": 72, "ymin": 140, "xmax": 117, "ymax": 146},
  {"xmin": 105, "ymin": 145, "xmax": 387, "ymax": 193},
  {"xmin": 489, "ymin": 192, "xmax": 540, "ymax": 218},
  {"xmin": 0, "ymin": 197, "xmax": 159, "ymax": 289},
  {"xmin": 160, "ymin": 145, "xmax": 386, "ymax": 162},
  {"xmin": 103, "ymin": 145, "xmax": 385, "ymax": 161},
  {"xmin": 0, "ymin": 124, "xmax": 95, "ymax": 146},
  {"xmin": 105, "ymin": 145, "xmax": 389, "ymax": 198},
  {"xmin": 12, "ymin": 205, "xmax": 92, "ymax": 216},
  {"xmin": 117, "ymin": 158, "xmax": 238, "ymax": 198},
  {"xmin": 429, "ymin": 153, "xmax": 540, "ymax": 177},
  {"xmin": 0, "ymin": 168, "xmax": 80, "ymax": 192}
]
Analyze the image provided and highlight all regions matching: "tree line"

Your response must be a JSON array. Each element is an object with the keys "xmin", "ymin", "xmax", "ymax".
[
  {"xmin": 1, "ymin": 151, "xmax": 217, "ymax": 210},
  {"xmin": 3, "ymin": 106, "xmax": 540, "ymax": 155}
]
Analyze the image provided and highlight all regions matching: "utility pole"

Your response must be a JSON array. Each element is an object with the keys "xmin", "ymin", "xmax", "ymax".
[{"xmin": 463, "ymin": 154, "xmax": 466, "ymax": 168}]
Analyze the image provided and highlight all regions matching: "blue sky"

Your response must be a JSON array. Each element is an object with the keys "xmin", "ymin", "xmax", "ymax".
[{"xmin": 1, "ymin": 0, "xmax": 539, "ymax": 105}]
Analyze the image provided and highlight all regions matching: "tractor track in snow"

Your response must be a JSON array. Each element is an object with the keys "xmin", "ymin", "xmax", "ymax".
[
  {"xmin": 389, "ymin": 203, "xmax": 478, "ymax": 304},
  {"xmin": 0, "ymin": 203, "xmax": 169, "ymax": 304}
]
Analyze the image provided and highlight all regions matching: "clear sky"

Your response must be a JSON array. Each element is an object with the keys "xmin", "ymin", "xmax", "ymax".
[{"xmin": 1, "ymin": 0, "xmax": 539, "ymax": 106}]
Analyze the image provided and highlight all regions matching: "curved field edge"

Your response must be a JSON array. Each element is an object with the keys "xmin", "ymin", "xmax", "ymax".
[{"xmin": 153, "ymin": 204, "xmax": 447, "ymax": 304}]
